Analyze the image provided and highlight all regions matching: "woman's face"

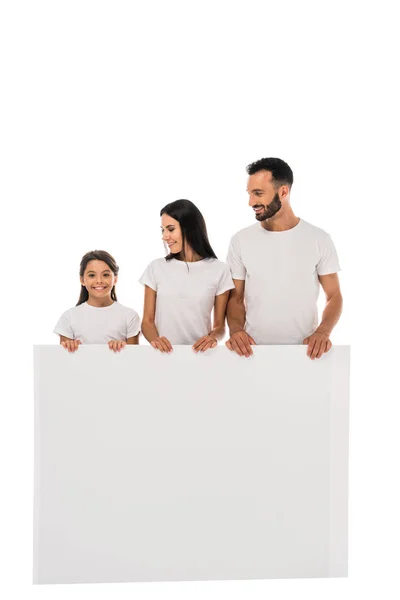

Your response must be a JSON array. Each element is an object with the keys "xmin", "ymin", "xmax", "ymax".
[
  {"xmin": 80, "ymin": 260, "xmax": 117, "ymax": 300},
  {"xmin": 161, "ymin": 213, "xmax": 183, "ymax": 254}
]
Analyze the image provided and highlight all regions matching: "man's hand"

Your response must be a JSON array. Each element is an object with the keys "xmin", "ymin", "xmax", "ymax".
[
  {"xmin": 225, "ymin": 330, "xmax": 256, "ymax": 357},
  {"xmin": 303, "ymin": 331, "xmax": 332, "ymax": 360}
]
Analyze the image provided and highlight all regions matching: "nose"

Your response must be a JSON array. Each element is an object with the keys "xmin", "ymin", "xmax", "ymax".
[{"xmin": 248, "ymin": 194, "xmax": 256, "ymax": 207}]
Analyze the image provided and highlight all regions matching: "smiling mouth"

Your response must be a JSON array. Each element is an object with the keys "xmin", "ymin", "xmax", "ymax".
[{"xmin": 93, "ymin": 286, "xmax": 107, "ymax": 290}]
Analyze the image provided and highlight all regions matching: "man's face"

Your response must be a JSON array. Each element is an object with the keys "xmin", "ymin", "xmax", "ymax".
[{"xmin": 247, "ymin": 170, "xmax": 282, "ymax": 221}]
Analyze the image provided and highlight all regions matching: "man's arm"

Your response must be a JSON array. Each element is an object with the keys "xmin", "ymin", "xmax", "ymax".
[
  {"xmin": 303, "ymin": 273, "xmax": 343, "ymax": 359},
  {"xmin": 225, "ymin": 279, "xmax": 256, "ymax": 357},
  {"xmin": 226, "ymin": 279, "xmax": 246, "ymax": 334}
]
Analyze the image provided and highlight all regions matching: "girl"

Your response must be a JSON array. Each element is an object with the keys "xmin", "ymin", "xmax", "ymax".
[
  {"xmin": 54, "ymin": 250, "xmax": 141, "ymax": 352},
  {"xmin": 139, "ymin": 199, "xmax": 234, "ymax": 353}
]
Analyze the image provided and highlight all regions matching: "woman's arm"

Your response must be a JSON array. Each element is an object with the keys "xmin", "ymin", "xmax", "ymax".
[
  {"xmin": 192, "ymin": 290, "xmax": 230, "ymax": 353},
  {"xmin": 141, "ymin": 286, "xmax": 160, "ymax": 342},
  {"xmin": 141, "ymin": 285, "xmax": 172, "ymax": 352},
  {"xmin": 209, "ymin": 290, "xmax": 230, "ymax": 341}
]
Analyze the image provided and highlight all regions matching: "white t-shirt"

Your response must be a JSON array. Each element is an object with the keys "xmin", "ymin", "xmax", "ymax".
[
  {"xmin": 54, "ymin": 302, "xmax": 141, "ymax": 344},
  {"xmin": 139, "ymin": 257, "xmax": 235, "ymax": 344},
  {"xmin": 226, "ymin": 219, "xmax": 341, "ymax": 344}
]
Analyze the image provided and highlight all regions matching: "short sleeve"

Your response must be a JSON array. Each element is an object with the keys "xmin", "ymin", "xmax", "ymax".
[
  {"xmin": 216, "ymin": 264, "xmax": 235, "ymax": 296},
  {"xmin": 317, "ymin": 235, "xmax": 341, "ymax": 276},
  {"xmin": 53, "ymin": 310, "xmax": 74, "ymax": 339},
  {"xmin": 139, "ymin": 261, "xmax": 158, "ymax": 291},
  {"xmin": 126, "ymin": 309, "xmax": 141, "ymax": 338},
  {"xmin": 226, "ymin": 236, "xmax": 246, "ymax": 280}
]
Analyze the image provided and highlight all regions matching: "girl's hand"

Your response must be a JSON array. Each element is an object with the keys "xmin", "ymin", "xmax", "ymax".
[
  {"xmin": 61, "ymin": 339, "xmax": 82, "ymax": 353},
  {"xmin": 150, "ymin": 337, "xmax": 173, "ymax": 353},
  {"xmin": 108, "ymin": 340, "xmax": 126, "ymax": 353},
  {"xmin": 192, "ymin": 334, "xmax": 218, "ymax": 353}
]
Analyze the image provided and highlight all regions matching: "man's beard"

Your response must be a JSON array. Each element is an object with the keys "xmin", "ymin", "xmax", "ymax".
[{"xmin": 254, "ymin": 193, "xmax": 282, "ymax": 221}]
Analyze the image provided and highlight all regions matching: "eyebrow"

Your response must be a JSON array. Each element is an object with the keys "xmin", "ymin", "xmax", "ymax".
[
  {"xmin": 86, "ymin": 270, "xmax": 111, "ymax": 274},
  {"xmin": 247, "ymin": 188, "xmax": 264, "ymax": 193}
]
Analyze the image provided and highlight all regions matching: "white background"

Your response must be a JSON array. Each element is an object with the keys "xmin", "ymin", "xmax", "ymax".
[{"xmin": 0, "ymin": 0, "xmax": 399, "ymax": 598}]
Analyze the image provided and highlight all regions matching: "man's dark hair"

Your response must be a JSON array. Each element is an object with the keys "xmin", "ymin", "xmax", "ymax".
[{"xmin": 246, "ymin": 157, "xmax": 294, "ymax": 188}]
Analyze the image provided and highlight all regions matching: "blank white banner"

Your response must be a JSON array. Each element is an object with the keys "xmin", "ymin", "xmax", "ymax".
[{"xmin": 33, "ymin": 345, "xmax": 350, "ymax": 584}]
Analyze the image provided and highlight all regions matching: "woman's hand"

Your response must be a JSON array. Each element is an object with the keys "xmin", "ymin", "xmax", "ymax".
[
  {"xmin": 192, "ymin": 334, "xmax": 218, "ymax": 353},
  {"xmin": 150, "ymin": 337, "xmax": 173, "ymax": 353},
  {"xmin": 61, "ymin": 339, "xmax": 82, "ymax": 353},
  {"xmin": 108, "ymin": 340, "xmax": 126, "ymax": 353}
]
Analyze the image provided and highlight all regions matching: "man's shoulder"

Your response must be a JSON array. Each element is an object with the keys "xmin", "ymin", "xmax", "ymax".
[
  {"xmin": 230, "ymin": 223, "xmax": 260, "ymax": 242},
  {"xmin": 299, "ymin": 219, "xmax": 332, "ymax": 240}
]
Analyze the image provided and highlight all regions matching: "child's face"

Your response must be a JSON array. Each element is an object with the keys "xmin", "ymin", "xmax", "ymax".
[
  {"xmin": 161, "ymin": 213, "xmax": 183, "ymax": 254},
  {"xmin": 80, "ymin": 260, "xmax": 117, "ymax": 300}
]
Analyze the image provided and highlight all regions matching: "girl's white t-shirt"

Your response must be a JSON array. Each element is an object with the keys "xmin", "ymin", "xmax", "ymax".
[
  {"xmin": 54, "ymin": 302, "xmax": 141, "ymax": 344},
  {"xmin": 139, "ymin": 257, "xmax": 235, "ymax": 344}
]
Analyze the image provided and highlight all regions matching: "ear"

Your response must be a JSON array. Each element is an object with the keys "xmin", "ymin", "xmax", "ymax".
[
  {"xmin": 80, "ymin": 276, "xmax": 85, "ymax": 286},
  {"xmin": 113, "ymin": 276, "xmax": 118, "ymax": 285},
  {"xmin": 280, "ymin": 184, "xmax": 290, "ymax": 201}
]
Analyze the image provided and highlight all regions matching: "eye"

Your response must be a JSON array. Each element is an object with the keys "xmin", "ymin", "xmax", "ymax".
[
  {"xmin": 104, "ymin": 273, "xmax": 110, "ymax": 277},
  {"xmin": 88, "ymin": 274, "xmax": 95, "ymax": 277}
]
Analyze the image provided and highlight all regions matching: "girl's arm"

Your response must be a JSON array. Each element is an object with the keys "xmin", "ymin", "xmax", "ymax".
[
  {"xmin": 141, "ymin": 286, "xmax": 172, "ymax": 353},
  {"xmin": 192, "ymin": 290, "xmax": 230, "ymax": 353},
  {"xmin": 59, "ymin": 335, "xmax": 81, "ymax": 353}
]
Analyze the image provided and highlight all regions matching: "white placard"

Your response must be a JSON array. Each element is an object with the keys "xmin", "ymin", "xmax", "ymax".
[{"xmin": 33, "ymin": 345, "xmax": 349, "ymax": 584}]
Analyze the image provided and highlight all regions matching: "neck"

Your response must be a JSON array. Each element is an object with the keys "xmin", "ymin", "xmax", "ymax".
[
  {"xmin": 261, "ymin": 207, "xmax": 300, "ymax": 232},
  {"xmin": 177, "ymin": 249, "xmax": 203, "ymax": 262},
  {"xmin": 86, "ymin": 296, "xmax": 114, "ymax": 307}
]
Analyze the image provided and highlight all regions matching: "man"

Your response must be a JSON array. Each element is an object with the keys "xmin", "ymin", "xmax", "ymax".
[{"xmin": 225, "ymin": 157, "xmax": 343, "ymax": 360}]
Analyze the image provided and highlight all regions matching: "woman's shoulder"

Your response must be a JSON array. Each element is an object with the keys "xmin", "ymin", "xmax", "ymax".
[
  {"xmin": 204, "ymin": 257, "xmax": 231, "ymax": 273},
  {"xmin": 144, "ymin": 257, "xmax": 170, "ymax": 270}
]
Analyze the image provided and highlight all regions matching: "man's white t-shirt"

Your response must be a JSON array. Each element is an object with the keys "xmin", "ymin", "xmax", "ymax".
[
  {"xmin": 226, "ymin": 219, "xmax": 341, "ymax": 344},
  {"xmin": 139, "ymin": 257, "xmax": 235, "ymax": 345},
  {"xmin": 54, "ymin": 302, "xmax": 141, "ymax": 344}
]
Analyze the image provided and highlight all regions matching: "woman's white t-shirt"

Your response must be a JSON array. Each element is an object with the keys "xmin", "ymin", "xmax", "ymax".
[
  {"xmin": 139, "ymin": 257, "xmax": 234, "ymax": 344},
  {"xmin": 54, "ymin": 302, "xmax": 141, "ymax": 344}
]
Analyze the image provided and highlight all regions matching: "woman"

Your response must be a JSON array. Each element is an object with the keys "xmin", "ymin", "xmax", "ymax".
[{"xmin": 139, "ymin": 199, "xmax": 234, "ymax": 352}]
